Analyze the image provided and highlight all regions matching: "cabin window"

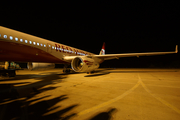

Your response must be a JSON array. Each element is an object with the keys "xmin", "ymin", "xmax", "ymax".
[
  {"xmin": 33, "ymin": 42, "xmax": 36, "ymax": 45},
  {"xmin": 41, "ymin": 44, "xmax": 43, "ymax": 46},
  {"xmin": 15, "ymin": 37, "xmax": 18, "ymax": 41},
  {"xmin": 52, "ymin": 46, "xmax": 54, "ymax": 49},
  {"xmin": 29, "ymin": 41, "xmax": 32, "ymax": 44},
  {"xmin": 37, "ymin": 43, "xmax": 39, "ymax": 46},
  {"xmin": 4, "ymin": 35, "xmax": 7, "ymax": 38},
  {"xmin": 10, "ymin": 36, "xmax": 13, "ymax": 40},
  {"xmin": 20, "ymin": 39, "xmax": 23, "ymax": 42},
  {"xmin": 25, "ymin": 40, "xmax": 28, "ymax": 43},
  {"xmin": 0, "ymin": 34, "xmax": 1, "ymax": 37},
  {"xmin": 44, "ymin": 44, "xmax": 46, "ymax": 47}
]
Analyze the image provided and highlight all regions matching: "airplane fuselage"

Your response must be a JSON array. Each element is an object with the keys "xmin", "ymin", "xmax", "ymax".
[
  {"xmin": 0, "ymin": 26, "xmax": 177, "ymax": 73},
  {"xmin": 0, "ymin": 26, "xmax": 101, "ymax": 64}
]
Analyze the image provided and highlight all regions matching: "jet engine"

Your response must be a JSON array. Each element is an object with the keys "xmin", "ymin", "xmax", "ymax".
[
  {"xmin": 27, "ymin": 62, "xmax": 55, "ymax": 70},
  {"xmin": 71, "ymin": 57, "xmax": 99, "ymax": 72}
]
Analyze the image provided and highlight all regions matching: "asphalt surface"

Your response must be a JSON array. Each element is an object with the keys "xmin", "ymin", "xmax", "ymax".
[{"xmin": 0, "ymin": 68, "xmax": 180, "ymax": 120}]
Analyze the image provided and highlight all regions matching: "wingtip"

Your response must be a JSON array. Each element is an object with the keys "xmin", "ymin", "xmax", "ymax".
[{"xmin": 175, "ymin": 45, "xmax": 178, "ymax": 53}]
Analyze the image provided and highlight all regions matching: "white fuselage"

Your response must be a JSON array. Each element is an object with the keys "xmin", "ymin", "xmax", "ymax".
[{"xmin": 0, "ymin": 26, "xmax": 101, "ymax": 64}]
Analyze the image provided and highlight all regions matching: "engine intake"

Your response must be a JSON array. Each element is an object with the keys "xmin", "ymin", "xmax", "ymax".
[{"xmin": 71, "ymin": 57, "xmax": 99, "ymax": 72}]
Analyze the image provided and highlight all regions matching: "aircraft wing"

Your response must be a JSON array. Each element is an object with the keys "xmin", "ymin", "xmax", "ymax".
[
  {"xmin": 63, "ymin": 45, "xmax": 178, "ymax": 61},
  {"xmin": 94, "ymin": 45, "xmax": 178, "ymax": 60}
]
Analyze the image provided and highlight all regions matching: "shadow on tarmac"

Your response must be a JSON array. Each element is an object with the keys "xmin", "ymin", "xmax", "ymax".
[
  {"xmin": 0, "ymin": 71, "xmax": 78, "ymax": 120},
  {"xmin": 84, "ymin": 68, "xmax": 178, "ymax": 77},
  {"xmin": 95, "ymin": 68, "xmax": 178, "ymax": 73},
  {"xmin": 84, "ymin": 72, "xmax": 110, "ymax": 77},
  {"xmin": 107, "ymin": 70, "xmax": 178, "ymax": 73},
  {"xmin": 1, "ymin": 68, "xmax": 177, "ymax": 119},
  {"xmin": 89, "ymin": 108, "xmax": 117, "ymax": 120}
]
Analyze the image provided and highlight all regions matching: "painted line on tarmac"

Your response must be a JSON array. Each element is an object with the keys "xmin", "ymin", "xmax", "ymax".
[
  {"xmin": 77, "ymin": 79, "xmax": 141, "ymax": 116},
  {"xmin": 138, "ymin": 74, "xmax": 180, "ymax": 114},
  {"xmin": 145, "ymin": 84, "xmax": 180, "ymax": 89}
]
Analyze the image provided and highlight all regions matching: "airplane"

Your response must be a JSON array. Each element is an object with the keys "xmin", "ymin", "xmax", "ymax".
[{"xmin": 0, "ymin": 26, "xmax": 178, "ymax": 74}]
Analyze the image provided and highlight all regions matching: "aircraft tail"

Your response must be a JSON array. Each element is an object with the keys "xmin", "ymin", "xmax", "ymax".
[{"xmin": 99, "ymin": 42, "xmax": 105, "ymax": 55}]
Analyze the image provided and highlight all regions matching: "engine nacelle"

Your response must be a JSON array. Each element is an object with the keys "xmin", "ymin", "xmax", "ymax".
[
  {"xmin": 71, "ymin": 57, "xmax": 99, "ymax": 72},
  {"xmin": 27, "ymin": 62, "xmax": 55, "ymax": 70}
]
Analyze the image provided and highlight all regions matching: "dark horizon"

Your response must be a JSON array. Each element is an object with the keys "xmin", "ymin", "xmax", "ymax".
[{"xmin": 1, "ymin": 1, "xmax": 180, "ymax": 68}]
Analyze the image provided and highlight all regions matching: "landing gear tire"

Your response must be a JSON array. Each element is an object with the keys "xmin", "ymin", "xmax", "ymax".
[
  {"xmin": 8, "ymin": 71, "xmax": 16, "ymax": 77},
  {"xmin": 87, "ymin": 71, "xmax": 95, "ymax": 74},
  {"xmin": 62, "ymin": 64, "xmax": 71, "ymax": 74},
  {"xmin": 63, "ymin": 69, "xmax": 71, "ymax": 73}
]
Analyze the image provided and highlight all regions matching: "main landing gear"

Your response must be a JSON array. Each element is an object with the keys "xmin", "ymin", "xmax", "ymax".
[
  {"xmin": 87, "ymin": 71, "xmax": 95, "ymax": 74},
  {"xmin": 62, "ymin": 64, "xmax": 71, "ymax": 73},
  {"xmin": 63, "ymin": 69, "xmax": 71, "ymax": 73},
  {"xmin": 0, "ymin": 69, "xmax": 16, "ymax": 77}
]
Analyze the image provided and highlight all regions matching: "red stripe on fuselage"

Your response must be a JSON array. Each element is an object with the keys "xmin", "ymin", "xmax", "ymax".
[
  {"xmin": 0, "ymin": 40, "xmax": 69, "ymax": 63},
  {"xmin": 83, "ymin": 60, "xmax": 93, "ymax": 65}
]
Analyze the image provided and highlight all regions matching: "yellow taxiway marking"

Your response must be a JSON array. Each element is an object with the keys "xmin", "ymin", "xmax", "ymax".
[
  {"xmin": 138, "ymin": 74, "xmax": 180, "ymax": 114},
  {"xmin": 77, "ymin": 78, "xmax": 141, "ymax": 116},
  {"xmin": 78, "ymin": 73, "xmax": 180, "ymax": 116}
]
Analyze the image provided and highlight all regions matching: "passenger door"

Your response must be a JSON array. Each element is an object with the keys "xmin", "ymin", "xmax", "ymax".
[{"xmin": 47, "ymin": 43, "xmax": 52, "ymax": 53}]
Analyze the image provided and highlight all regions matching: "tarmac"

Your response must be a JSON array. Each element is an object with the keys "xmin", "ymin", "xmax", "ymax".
[{"xmin": 0, "ymin": 68, "xmax": 180, "ymax": 120}]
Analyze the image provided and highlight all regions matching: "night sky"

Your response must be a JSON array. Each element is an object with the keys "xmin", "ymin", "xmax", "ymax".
[{"xmin": 1, "ymin": 1, "xmax": 180, "ymax": 68}]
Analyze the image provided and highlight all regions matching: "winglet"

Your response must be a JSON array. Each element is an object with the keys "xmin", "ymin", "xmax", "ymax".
[{"xmin": 175, "ymin": 45, "xmax": 178, "ymax": 53}]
